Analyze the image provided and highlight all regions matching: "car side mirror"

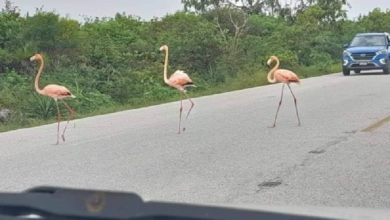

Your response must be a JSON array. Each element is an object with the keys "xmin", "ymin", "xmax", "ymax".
[{"xmin": 343, "ymin": 44, "xmax": 349, "ymax": 48}]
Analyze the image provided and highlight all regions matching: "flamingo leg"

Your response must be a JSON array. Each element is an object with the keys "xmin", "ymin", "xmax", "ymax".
[
  {"xmin": 270, "ymin": 83, "xmax": 285, "ymax": 128},
  {"xmin": 183, "ymin": 93, "xmax": 194, "ymax": 120},
  {"xmin": 60, "ymin": 100, "xmax": 75, "ymax": 142},
  {"xmin": 182, "ymin": 92, "xmax": 194, "ymax": 133},
  {"xmin": 178, "ymin": 92, "xmax": 183, "ymax": 134},
  {"xmin": 54, "ymin": 99, "xmax": 61, "ymax": 145},
  {"xmin": 287, "ymin": 84, "xmax": 301, "ymax": 126}
]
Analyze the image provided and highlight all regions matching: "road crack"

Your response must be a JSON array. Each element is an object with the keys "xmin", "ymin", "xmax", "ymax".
[
  {"xmin": 254, "ymin": 132, "xmax": 356, "ymax": 195},
  {"xmin": 256, "ymin": 179, "xmax": 282, "ymax": 193}
]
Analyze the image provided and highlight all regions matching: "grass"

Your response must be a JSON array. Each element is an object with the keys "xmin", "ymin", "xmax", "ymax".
[{"xmin": 0, "ymin": 63, "xmax": 342, "ymax": 133}]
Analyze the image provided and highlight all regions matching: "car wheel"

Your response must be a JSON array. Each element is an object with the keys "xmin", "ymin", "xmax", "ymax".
[
  {"xmin": 354, "ymin": 70, "xmax": 361, "ymax": 74},
  {"xmin": 383, "ymin": 63, "xmax": 390, "ymax": 74},
  {"xmin": 343, "ymin": 69, "xmax": 350, "ymax": 76}
]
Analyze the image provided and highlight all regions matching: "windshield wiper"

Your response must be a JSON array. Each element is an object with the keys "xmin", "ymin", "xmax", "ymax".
[{"xmin": 0, "ymin": 186, "xmax": 347, "ymax": 220}]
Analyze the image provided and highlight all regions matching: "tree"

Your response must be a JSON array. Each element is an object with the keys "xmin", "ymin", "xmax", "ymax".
[
  {"xmin": 358, "ymin": 8, "xmax": 390, "ymax": 32},
  {"xmin": 0, "ymin": 0, "xmax": 25, "ymax": 73},
  {"xmin": 22, "ymin": 9, "xmax": 84, "ymax": 70},
  {"xmin": 182, "ymin": 0, "xmax": 349, "ymax": 20},
  {"xmin": 182, "ymin": 0, "xmax": 283, "ymax": 15}
]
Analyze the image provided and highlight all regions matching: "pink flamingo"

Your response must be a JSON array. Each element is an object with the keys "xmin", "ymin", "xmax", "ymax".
[
  {"xmin": 267, "ymin": 56, "xmax": 301, "ymax": 127},
  {"xmin": 30, "ymin": 53, "xmax": 76, "ymax": 145},
  {"xmin": 160, "ymin": 45, "xmax": 196, "ymax": 134}
]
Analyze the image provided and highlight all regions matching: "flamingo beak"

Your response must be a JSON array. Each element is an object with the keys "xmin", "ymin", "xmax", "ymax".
[
  {"xmin": 266, "ymin": 60, "xmax": 271, "ymax": 67},
  {"xmin": 30, "ymin": 56, "xmax": 36, "ymax": 61}
]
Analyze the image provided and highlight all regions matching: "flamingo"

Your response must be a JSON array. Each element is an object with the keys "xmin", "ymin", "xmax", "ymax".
[
  {"xmin": 159, "ymin": 45, "xmax": 196, "ymax": 134},
  {"xmin": 30, "ymin": 53, "xmax": 76, "ymax": 145},
  {"xmin": 267, "ymin": 56, "xmax": 301, "ymax": 128}
]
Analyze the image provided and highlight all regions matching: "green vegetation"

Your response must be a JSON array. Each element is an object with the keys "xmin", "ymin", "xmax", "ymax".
[{"xmin": 0, "ymin": 0, "xmax": 387, "ymax": 132}]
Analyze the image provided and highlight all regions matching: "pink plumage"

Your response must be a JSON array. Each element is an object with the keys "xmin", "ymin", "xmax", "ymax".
[
  {"xmin": 160, "ymin": 45, "xmax": 195, "ymax": 134},
  {"xmin": 267, "ymin": 56, "xmax": 301, "ymax": 127},
  {"xmin": 30, "ymin": 54, "xmax": 76, "ymax": 145},
  {"xmin": 167, "ymin": 70, "xmax": 196, "ymax": 91},
  {"xmin": 273, "ymin": 69, "xmax": 301, "ymax": 84},
  {"xmin": 41, "ymin": 84, "xmax": 75, "ymax": 100}
]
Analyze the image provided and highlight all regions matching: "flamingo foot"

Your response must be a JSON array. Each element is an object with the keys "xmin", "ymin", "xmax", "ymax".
[
  {"xmin": 183, "ymin": 127, "xmax": 186, "ymax": 132},
  {"xmin": 53, "ymin": 141, "xmax": 59, "ymax": 146},
  {"xmin": 268, "ymin": 125, "xmax": 276, "ymax": 128},
  {"xmin": 62, "ymin": 134, "xmax": 66, "ymax": 142}
]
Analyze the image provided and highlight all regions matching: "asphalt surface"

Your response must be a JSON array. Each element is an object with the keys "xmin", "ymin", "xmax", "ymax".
[{"xmin": 1, "ymin": 70, "xmax": 390, "ymax": 210}]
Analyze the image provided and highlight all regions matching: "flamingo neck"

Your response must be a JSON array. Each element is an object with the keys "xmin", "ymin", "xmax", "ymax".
[
  {"xmin": 163, "ymin": 47, "xmax": 169, "ymax": 84},
  {"xmin": 34, "ymin": 57, "xmax": 46, "ymax": 95},
  {"xmin": 267, "ymin": 58, "xmax": 279, "ymax": 83}
]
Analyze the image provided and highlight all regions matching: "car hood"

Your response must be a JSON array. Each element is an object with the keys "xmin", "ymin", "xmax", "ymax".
[
  {"xmin": 346, "ymin": 46, "xmax": 385, "ymax": 53},
  {"xmin": 9, "ymin": 186, "xmax": 390, "ymax": 220}
]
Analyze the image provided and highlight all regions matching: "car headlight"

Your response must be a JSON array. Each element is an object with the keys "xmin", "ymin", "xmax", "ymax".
[
  {"xmin": 376, "ymin": 49, "xmax": 387, "ymax": 55},
  {"xmin": 343, "ymin": 50, "xmax": 351, "ymax": 56}
]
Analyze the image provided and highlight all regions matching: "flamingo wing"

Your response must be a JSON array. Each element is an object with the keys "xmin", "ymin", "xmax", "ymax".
[
  {"xmin": 276, "ymin": 69, "xmax": 300, "ymax": 84},
  {"xmin": 43, "ymin": 84, "xmax": 75, "ymax": 98},
  {"xmin": 169, "ymin": 70, "xmax": 194, "ymax": 86}
]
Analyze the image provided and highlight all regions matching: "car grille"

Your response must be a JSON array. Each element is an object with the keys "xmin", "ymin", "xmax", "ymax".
[
  {"xmin": 351, "ymin": 53, "xmax": 376, "ymax": 60},
  {"xmin": 351, "ymin": 63, "xmax": 376, "ymax": 67}
]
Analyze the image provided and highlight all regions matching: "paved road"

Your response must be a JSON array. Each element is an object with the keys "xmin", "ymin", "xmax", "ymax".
[{"xmin": 1, "ymin": 71, "xmax": 390, "ymax": 209}]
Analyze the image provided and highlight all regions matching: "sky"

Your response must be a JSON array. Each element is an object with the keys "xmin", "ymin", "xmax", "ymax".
[{"xmin": 0, "ymin": 0, "xmax": 389, "ymax": 21}]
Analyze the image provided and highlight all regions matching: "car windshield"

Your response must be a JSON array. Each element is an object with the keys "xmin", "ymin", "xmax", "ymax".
[{"xmin": 349, "ymin": 35, "xmax": 386, "ymax": 47}]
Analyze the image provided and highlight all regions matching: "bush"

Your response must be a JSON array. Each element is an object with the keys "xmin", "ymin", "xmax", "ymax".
[{"xmin": 0, "ymin": 0, "xmax": 381, "ymax": 132}]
